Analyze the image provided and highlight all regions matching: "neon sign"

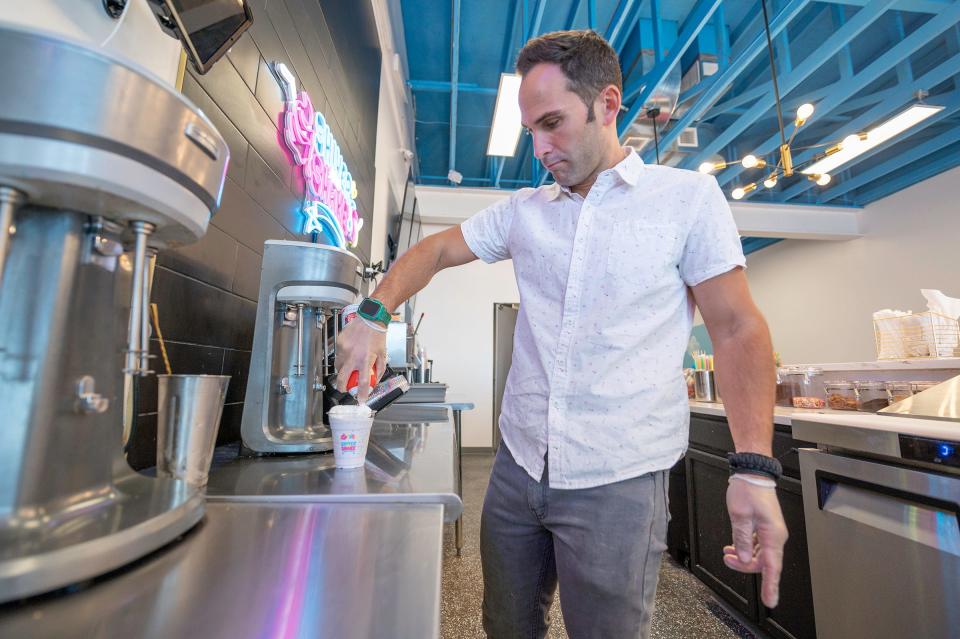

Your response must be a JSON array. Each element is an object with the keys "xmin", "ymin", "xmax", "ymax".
[{"xmin": 271, "ymin": 62, "xmax": 362, "ymax": 248}]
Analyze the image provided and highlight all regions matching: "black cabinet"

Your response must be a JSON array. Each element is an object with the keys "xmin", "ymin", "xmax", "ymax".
[
  {"xmin": 666, "ymin": 457, "xmax": 690, "ymax": 568},
  {"xmin": 759, "ymin": 475, "xmax": 816, "ymax": 639},
  {"xmin": 686, "ymin": 448, "xmax": 760, "ymax": 618},
  {"xmin": 681, "ymin": 411, "xmax": 817, "ymax": 639}
]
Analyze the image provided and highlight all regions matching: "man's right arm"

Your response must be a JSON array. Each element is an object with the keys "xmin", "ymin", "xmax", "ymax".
[{"xmin": 334, "ymin": 225, "xmax": 477, "ymax": 400}]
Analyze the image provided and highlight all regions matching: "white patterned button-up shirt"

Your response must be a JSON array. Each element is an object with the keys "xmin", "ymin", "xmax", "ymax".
[{"xmin": 460, "ymin": 149, "xmax": 746, "ymax": 489}]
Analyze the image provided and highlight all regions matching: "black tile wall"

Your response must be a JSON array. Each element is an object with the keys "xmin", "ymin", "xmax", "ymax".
[{"xmin": 128, "ymin": 1, "xmax": 381, "ymax": 470}]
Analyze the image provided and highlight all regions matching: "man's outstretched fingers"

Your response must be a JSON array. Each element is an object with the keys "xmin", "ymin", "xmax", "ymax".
[
  {"xmin": 758, "ymin": 530, "xmax": 786, "ymax": 608},
  {"xmin": 731, "ymin": 519, "xmax": 755, "ymax": 564}
]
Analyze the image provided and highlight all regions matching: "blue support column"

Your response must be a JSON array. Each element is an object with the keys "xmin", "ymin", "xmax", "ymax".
[
  {"xmin": 715, "ymin": 1, "xmax": 730, "ymax": 69},
  {"xmin": 588, "ymin": 0, "xmax": 597, "ymax": 29},
  {"xmin": 448, "ymin": 0, "xmax": 461, "ymax": 185},
  {"xmin": 651, "ymin": 0, "xmax": 664, "ymax": 63},
  {"xmin": 832, "ymin": 4, "xmax": 855, "ymax": 79},
  {"xmin": 637, "ymin": 0, "xmax": 811, "ymax": 161},
  {"xmin": 892, "ymin": 13, "xmax": 914, "ymax": 84}
]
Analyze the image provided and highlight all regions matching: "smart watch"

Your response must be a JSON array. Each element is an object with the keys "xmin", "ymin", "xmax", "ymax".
[{"xmin": 357, "ymin": 297, "xmax": 392, "ymax": 328}]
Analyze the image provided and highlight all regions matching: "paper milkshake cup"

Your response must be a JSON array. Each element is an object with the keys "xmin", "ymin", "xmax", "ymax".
[{"xmin": 328, "ymin": 404, "xmax": 375, "ymax": 468}]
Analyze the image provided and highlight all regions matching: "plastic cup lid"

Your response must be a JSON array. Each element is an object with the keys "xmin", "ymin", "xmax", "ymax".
[{"xmin": 328, "ymin": 404, "xmax": 373, "ymax": 418}]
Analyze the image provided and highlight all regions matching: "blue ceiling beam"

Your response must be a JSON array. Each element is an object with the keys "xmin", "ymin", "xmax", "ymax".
[
  {"xmin": 588, "ymin": 0, "xmax": 597, "ymax": 30},
  {"xmin": 855, "ymin": 142, "xmax": 960, "ymax": 203},
  {"xmin": 825, "ymin": 0, "xmax": 952, "ymax": 13},
  {"xmin": 607, "ymin": 0, "xmax": 639, "ymax": 48},
  {"xmin": 745, "ymin": 50, "xmax": 960, "ymax": 200},
  {"xmin": 819, "ymin": 112, "xmax": 960, "ymax": 202},
  {"xmin": 409, "ymin": 80, "xmax": 498, "ymax": 95},
  {"xmin": 779, "ymin": 87, "xmax": 960, "ymax": 201},
  {"xmin": 685, "ymin": 0, "xmax": 898, "ymax": 172},
  {"xmin": 718, "ymin": 0, "xmax": 960, "ymax": 187},
  {"xmin": 527, "ymin": 0, "xmax": 547, "ymax": 40},
  {"xmin": 501, "ymin": 0, "xmax": 522, "ymax": 71},
  {"xmin": 566, "ymin": 0, "xmax": 585, "ymax": 31},
  {"xmin": 708, "ymin": 82, "xmax": 833, "ymax": 119},
  {"xmin": 892, "ymin": 13, "xmax": 914, "ymax": 85},
  {"xmin": 618, "ymin": 0, "xmax": 723, "ymax": 139},
  {"xmin": 741, "ymin": 237, "xmax": 783, "ymax": 255},
  {"xmin": 639, "ymin": 0, "xmax": 811, "ymax": 163},
  {"xmin": 448, "ymin": 0, "xmax": 461, "ymax": 183},
  {"xmin": 832, "ymin": 4, "xmax": 855, "ymax": 79}
]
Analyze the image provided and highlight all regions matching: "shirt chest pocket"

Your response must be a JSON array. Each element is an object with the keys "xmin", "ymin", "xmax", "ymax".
[{"xmin": 604, "ymin": 221, "xmax": 681, "ymax": 288}]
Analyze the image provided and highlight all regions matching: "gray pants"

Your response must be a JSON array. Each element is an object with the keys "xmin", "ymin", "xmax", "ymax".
[{"xmin": 481, "ymin": 444, "xmax": 669, "ymax": 639}]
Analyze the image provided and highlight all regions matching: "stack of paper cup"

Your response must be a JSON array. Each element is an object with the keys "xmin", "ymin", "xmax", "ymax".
[{"xmin": 328, "ymin": 404, "xmax": 375, "ymax": 468}]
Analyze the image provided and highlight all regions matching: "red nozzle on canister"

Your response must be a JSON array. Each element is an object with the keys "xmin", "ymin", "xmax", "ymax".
[{"xmin": 347, "ymin": 369, "xmax": 379, "ymax": 396}]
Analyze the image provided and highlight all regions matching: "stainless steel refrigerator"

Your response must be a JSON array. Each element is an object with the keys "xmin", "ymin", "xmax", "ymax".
[{"xmin": 492, "ymin": 303, "xmax": 519, "ymax": 452}]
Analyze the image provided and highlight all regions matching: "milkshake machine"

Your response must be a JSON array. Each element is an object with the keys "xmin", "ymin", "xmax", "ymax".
[
  {"xmin": 0, "ymin": 25, "xmax": 229, "ymax": 602},
  {"xmin": 241, "ymin": 240, "xmax": 364, "ymax": 454}
]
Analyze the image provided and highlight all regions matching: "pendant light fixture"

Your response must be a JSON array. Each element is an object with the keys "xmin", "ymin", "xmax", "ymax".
[{"xmin": 698, "ymin": 0, "xmax": 942, "ymax": 200}]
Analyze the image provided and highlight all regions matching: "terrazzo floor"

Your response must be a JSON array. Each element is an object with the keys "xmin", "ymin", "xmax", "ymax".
[{"xmin": 440, "ymin": 452, "xmax": 761, "ymax": 639}]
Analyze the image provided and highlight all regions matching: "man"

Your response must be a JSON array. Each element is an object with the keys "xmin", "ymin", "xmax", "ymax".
[{"xmin": 337, "ymin": 30, "xmax": 787, "ymax": 639}]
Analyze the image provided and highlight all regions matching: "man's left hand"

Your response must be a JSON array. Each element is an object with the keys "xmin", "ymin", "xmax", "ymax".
[{"xmin": 723, "ymin": 477, "xmax": 788, "ymax": 608}]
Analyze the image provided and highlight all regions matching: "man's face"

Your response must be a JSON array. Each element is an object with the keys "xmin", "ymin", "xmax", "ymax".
[{"xmin": 518, "ymin": 63, "xmax": 605, "ymax": 188}]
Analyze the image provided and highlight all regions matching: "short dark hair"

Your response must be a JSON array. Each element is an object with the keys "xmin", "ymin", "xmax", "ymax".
[{"xmin": 516, "ymin": 29, "xmax": 622, "ymax": 118}]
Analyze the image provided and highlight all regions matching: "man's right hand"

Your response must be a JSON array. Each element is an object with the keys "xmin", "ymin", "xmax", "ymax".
[{"xmin": 335, "ymin": 318, "xmax": 388, "ymax": 403}]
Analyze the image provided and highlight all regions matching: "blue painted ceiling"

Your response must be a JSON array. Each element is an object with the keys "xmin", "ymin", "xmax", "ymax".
[{"xmin": 400, "ymin": 0, "xmax": 960, "ymax": 214}]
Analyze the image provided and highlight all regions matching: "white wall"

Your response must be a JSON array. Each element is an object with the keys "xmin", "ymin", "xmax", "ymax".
[
  {"xmin": 1, "ymin": 0, "xmax": 182, "ymax": 85},
  {"xmin": 415, "ymin": 224, "xmax": 520, "ymax": 448},
  {"xmin": 368, "ymin": 0, "xmax": 416, "ymax": 269},
  {"xmin": 745, "ymin": 165, "xmax": 960, "ymax": 365}
]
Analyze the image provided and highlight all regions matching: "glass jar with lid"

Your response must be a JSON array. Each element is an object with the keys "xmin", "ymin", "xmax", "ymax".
[
  {"xmin": 793, "ymin": 367, "xmax": 826, "ymax": 409},
  {"xmin": 855, "ymin": 381, "xmax": 889, "ymax": 412},
  {"xmin": 825, "ymin": 382, "xmax": 858, "ymax": 411},
  {"xmin": 776, "ymin": 366, "xmax": 801, "ymax": 407},
  {"xmin": 885, "ymin": 381, "xmax": 913, "ymax": 405}
]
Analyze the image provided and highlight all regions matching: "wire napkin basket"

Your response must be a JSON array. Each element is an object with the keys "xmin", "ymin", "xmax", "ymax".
[{"xmin": 873, "ymin": 310, "xmax": 960, "ymax": 359}]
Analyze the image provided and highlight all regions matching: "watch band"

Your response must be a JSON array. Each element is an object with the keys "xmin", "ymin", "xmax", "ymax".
[
  {"xmin": 727, "ymin": 452, "xmax": 783, "ymax": 482},
  {"xmin": 358, "ymin": 297, "xmax": 392, "ymax": 327}
]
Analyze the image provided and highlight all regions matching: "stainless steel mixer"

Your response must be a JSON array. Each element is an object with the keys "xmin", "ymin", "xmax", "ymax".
[
  {"xmin": 241, "ymin": 240, "xmax": 364, "ymax": 454},
  {"xmin": 0, "ymin": 25, "xmax": 229, "ymax": 602}
]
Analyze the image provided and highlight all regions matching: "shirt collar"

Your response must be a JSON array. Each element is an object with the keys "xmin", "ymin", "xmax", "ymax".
[{"xmin": 546, "ymin": 147, "xmax": 643, "ymax": 201}]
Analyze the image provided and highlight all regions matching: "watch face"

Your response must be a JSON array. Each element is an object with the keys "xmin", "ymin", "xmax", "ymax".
[{"xmin": 359, "ymin": 299, "xmax": 382, "ymax": 315}]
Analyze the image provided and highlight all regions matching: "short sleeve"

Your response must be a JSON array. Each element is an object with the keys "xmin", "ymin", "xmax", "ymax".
[
  {"xmin": 679, "ymin": 176, "xmax": 746, "ymax": 287},
  {"xmin": 460, "ymin": 195, "xmax": 515, "ymax": 264}
]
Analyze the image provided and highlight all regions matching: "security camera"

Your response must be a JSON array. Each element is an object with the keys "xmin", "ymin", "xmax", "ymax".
[
  {"xmin": 447, "ymin": 169, "xmax": 463, "ymax": 185},
  {"xmin": 400, "ymin": 148, "xmax": 414, "ymax": 162}
]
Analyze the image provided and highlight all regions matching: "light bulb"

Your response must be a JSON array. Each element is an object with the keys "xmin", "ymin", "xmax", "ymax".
[
  {"xmin": 698, "ymin": 162, "xmax": 715, "ymax": 174},
  {"xmin": 763, "ymin": 175, "xmax": 778, "ymax": 188},
  {"xmin": 797, "ymin": 103, "xmax": 815, "ymax": 121},
  {"xmin": 841, "ymin": 133, "xmax": 865, "ymax": 150},
  {"xmin": 817, "ymin": 173, "xmax": 832, "ymax": 186},
  {"xmin": 732, "ymin": 187, "xmax": 745, "ymax": 200},
  {"xmin": 741, "ymin": 154, "xmax": 759, "ymax": 169}
]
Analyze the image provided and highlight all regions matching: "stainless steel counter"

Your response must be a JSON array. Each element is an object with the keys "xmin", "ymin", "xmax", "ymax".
[
  {"xmin": 206, "ymin": 404, "xmax": 463, "ymax": 522},
  {"xmin": 0, "ymin": 501, "xmax": 444, "ymax": 639}
]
